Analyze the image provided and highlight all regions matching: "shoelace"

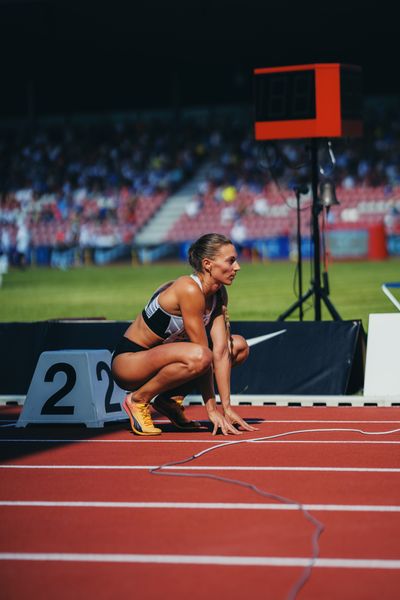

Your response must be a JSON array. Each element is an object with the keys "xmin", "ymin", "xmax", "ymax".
[
  {"xmin": 173, "ymin": 397, "xmax": 185, "ymax": 412},
  {"xmin": 137, "ymin": 403, "xmax": 155, "ymax": 428}
]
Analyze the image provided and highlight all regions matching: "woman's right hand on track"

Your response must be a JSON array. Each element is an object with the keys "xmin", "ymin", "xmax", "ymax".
[{"xmin": 208, "ymin": 410, "xmax": 242, "ymax": 436}]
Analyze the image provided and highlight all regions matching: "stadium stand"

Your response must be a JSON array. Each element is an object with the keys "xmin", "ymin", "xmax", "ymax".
[
  {"xmin": 165, "ymin": 182, "xmax": 400, "ymax": 243},
  {"xmin": 1, "ymin": 101, "xmax": 400, "ymax": 265}
]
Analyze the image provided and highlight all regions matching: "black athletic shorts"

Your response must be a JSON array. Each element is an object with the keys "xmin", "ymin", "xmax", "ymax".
[{"xmin": 111, "ymin": 336, "xmax": 147, "ymax": 363}]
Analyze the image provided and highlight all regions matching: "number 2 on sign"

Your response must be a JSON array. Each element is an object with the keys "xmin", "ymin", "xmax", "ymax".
[
  {"xmin": 40, "ymin": 361, "xmax": 120, "ymax": 415},
  {"xmin": 40, "ymin": 362, "xmax": 76, "ymax": 415},
  {"xmin": 96, "ymin": 361, "xmax": 121, "ymax": 413}
]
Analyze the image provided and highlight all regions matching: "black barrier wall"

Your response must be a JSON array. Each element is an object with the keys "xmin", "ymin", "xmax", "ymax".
[
  {"xmin": 230, "ymin": 321, "xmax": 365, "ymax": 395},
  {"xmin": 0, "ymin": 320, "xmax": 365, "ymax": 396}
]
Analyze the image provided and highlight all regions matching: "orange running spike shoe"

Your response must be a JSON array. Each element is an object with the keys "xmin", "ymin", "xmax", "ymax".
[
  {"xmin": 153, "ymin": 394, "xmax": 202, "ymax": 430},
  {"xmin": 123, "ymin": 396, "xmax": 161, "ymax": 436}
]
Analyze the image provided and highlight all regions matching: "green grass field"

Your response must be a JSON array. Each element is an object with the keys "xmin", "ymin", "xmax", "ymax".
[{"xmin": 1, "ymin": 259, "xmax": 399, "ymax": 329}]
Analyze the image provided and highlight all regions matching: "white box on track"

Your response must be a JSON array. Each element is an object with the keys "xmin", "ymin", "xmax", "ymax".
[
  {"xmin": 16, "ymin": 349, "xmax": 126, "ymax": 427},
  {"xmin": 364, "ymin": 314, "xmax": 400, "ymax": 398}
]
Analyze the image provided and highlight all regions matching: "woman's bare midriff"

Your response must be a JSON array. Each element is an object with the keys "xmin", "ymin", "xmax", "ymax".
[{"xmin": 123, "ymin": 314, "xmax": 164, "ymax": 349}]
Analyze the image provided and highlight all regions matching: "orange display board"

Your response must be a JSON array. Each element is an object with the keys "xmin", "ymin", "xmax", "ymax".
[{"xmin": 254, "ymin": 63, "xmax": 363, "ymax": 140}]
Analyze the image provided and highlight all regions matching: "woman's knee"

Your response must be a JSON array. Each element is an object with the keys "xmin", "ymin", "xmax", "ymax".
[
  {"xmin": 232, "ymin": 335, "xmax": 249, "ymax": 366},
  {"xmin": 187, "ymin": 344, "xmax": 213, "ymax": 376}
]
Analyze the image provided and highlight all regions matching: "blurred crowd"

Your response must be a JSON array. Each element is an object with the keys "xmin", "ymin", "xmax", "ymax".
[
  {"xmin": 1, "ymin": 100, "xmax": 400, "ymax": 269},
  {"xmin": 190, "ymin": 102, "xmax": 400, "ymax": 196},
  {"xmin": 0, "ymin": 119, "xmax": 205, "ymax": 267}
]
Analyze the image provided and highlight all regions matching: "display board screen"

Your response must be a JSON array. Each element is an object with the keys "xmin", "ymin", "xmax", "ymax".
[{"xmin": 254, "ymin": 70, "xmax": 316, "ymax": 122}]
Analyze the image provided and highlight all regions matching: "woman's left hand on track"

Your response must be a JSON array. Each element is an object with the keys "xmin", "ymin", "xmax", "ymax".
[
  {"xmin": 223, "ymin": 407, "xmax": 259, "ymax": 432},
  {"xmin": 208, "ymin": 410, "xmax": 243, "ymax": 436}
]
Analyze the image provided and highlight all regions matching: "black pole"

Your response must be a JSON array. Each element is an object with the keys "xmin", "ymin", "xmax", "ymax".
[
  {"xmin": 277, "ymin": 138, "xmax": 342, "ymax": 322},
  {"xmin": 310, "ymin": 138, "xmax": 322, "ymax": 321},
  {"xmin": 295, "ymin": 189, "xmax": 304, "ymax": 321}
]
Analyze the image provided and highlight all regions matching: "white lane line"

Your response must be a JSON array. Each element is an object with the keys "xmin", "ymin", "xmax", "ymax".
[
  {"xmin": 4, "ymin": 420, "xmax": 400, "ymax": 427},
  {"xmin": 240, "ymin": 421, "xmax": 400, "ymax": 426},
  {"xmin": 1, "ymin": 465, "xmax": 400, "ymax": 473},
  {"xmin": 0, "ymin": 552, "xmax": 399, "ymax": 569},
  {"xmin": 249, "ymin": 421, "xmax": 400, "ymax": 424},
  {"xmin": 252, "ymin": 441, "xmax": 400, "ymax": 445},
  {"xmin": 1, "ymin": 500, "xmax": 400, "ymax": 512},
  {"xmin": 0, "ymin": 438, "xmax": 223, "ymax": 444},
  {"xmin": 2, "ymin": 439, "xmax": 400, "ymax": 445}
]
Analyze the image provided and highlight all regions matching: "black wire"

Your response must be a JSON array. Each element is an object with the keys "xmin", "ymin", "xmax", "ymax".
[
  {"xmin": 256, "ymin": 142, "xmax": 312, "ymax": 211},
  {"xmin": 318, "ymin": 141, "xmax": 337, "ymax": 178},
  {"xmin": 256, "ymin": 140, "xmax": 315, "ymax": 317},
  {"xmin": 293, "ymin": 260, "xmax": 299, "ymax": 299},
  {"xmin": 257, "ymin": 139, "xmax": 309, "ymax": 171}
]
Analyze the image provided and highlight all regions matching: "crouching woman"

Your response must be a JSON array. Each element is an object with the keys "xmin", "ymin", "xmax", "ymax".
[{"xmin": 111, "ymin": 233, "xmax": 257, "ymax": 436}]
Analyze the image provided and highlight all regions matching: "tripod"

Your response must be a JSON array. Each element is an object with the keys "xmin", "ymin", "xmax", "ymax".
[{"xmin": 277, "ymin": 138, "xmax": 341, "ymax": 322}]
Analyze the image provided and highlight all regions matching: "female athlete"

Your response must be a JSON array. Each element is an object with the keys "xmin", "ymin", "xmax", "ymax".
[{"xmin": 111, "ymin": 233, "xmax": 257, "ymax": 436}]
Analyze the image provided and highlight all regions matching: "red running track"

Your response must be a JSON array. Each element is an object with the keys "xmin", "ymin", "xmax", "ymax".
[{"xmin": 1, "ymin": 405, "xmax": 400, "ymax": 600}]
